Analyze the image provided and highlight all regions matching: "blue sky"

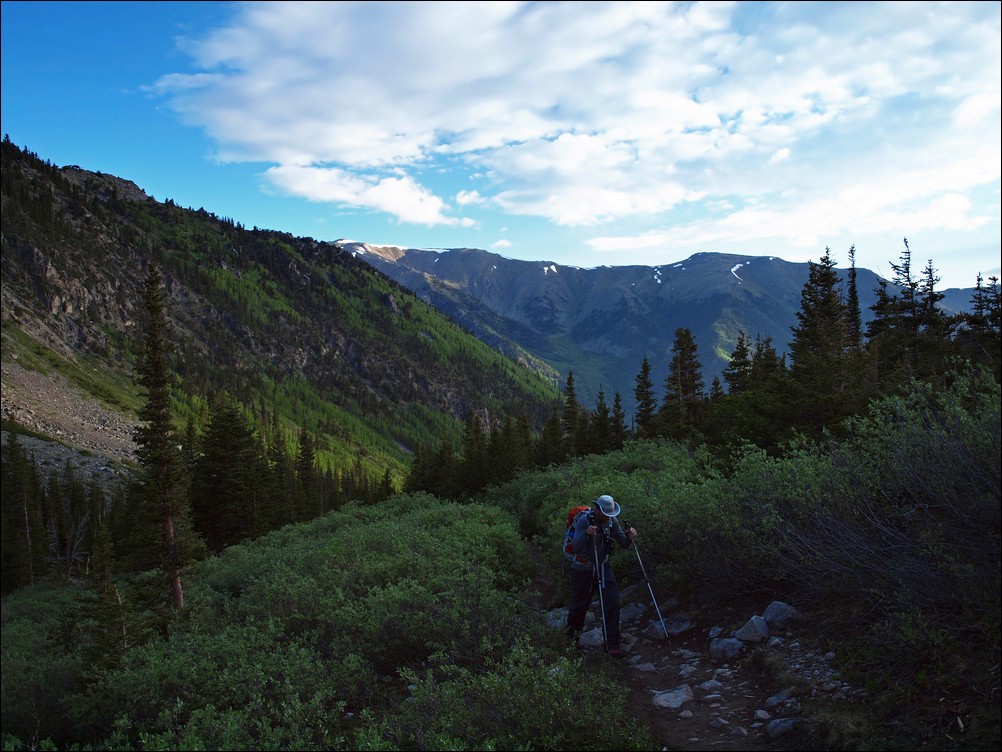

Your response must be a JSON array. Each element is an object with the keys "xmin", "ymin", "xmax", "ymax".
[{"xmin": 2, "ymin": 1, "xmax": 999, "ymax": 290}]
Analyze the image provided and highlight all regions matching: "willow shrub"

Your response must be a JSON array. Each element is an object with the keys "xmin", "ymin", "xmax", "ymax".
[
  {"xmin": 355, "ymin": 641, "xmax": 655, "ymax": 751},
  {"xmin": 4, "ymin": 493, "xmax": 565, "ymax": 750},
  {"xmin": 0, "ymin": 583, "xmax": 88, "ymax": 747},
  {"xmin": 477, "ymin": 439, "xmax": 734, "ymax": 601}
]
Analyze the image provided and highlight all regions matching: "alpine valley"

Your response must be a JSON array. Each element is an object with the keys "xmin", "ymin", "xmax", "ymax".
[
  {"xmin": 3, "ymin": 137, "xmax": 1000, "ymax": 752},
  {"xmin": 0, "ymin": 136, "xmax": 976, "ymax": 477}
]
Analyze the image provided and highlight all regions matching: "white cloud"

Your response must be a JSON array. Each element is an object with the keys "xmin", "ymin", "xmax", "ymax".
[
  {"xmin": 492, "ymin": 239, "xmax": 512, "ymax": 249},
  {"xmin": 456, "ymin": 189, "xmax": 484, "ymax": 206},
  {"xmin": 153, "ymin": 0, "xmax": 1000, "ymax": 251},
  {"xmin": 266, "ymin": 164, "xmax": 460, "ymax": 226},
  {"xmin": 768, "ymin": 148, "xmax": 790, "ymax": 165}
]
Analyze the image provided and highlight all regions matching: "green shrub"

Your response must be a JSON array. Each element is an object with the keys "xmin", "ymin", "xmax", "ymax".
[{"xmin": 354, "ymin": 641, "xmax": 656, "ymax": 751}]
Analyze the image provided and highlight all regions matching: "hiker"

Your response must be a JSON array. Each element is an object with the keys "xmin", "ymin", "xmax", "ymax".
[{"xmin": 565, "ymin": 494, "xmax": 637, "ymax": 657}]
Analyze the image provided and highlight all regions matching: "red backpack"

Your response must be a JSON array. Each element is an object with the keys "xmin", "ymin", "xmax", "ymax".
[{"xmin": 562, "ymin": 505, "xmax": 592, "ymax": 562}]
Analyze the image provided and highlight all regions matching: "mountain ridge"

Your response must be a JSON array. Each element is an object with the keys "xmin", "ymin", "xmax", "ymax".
[
  {"xmin": 0, "ymin": 139, "xmax": 559, "ymax": 481},
  {"xmin": 343, "ymin": 241, "xmax": 976, "ymax": 414}
]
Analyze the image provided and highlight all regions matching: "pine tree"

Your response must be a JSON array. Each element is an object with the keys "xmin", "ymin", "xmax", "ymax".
[
  {"xmin": 535, "ymin": 402, "xmax": 567, "ymax": 467},
  {"xmin": 403, "ymin": 440, "xmax": 435, "ymax": 494},
  {"xmin": 0, "ymin": 431, "xmax": 45, "ymax": 594},
  {"xmin": 190, "ymin": 396, "xmax": 265, "ymax": 550},
  {"xmin": 788, "ymin": 248, "xmax": 850, "ymax": 432},
  {"xmin": 431, "ymin": 436, "xmax": 460, "ymax": 498},
  {"xmin": 459, "ymin": 412, "xmax": 489, "ymax": 497},
  {"xmin": 80, "ymin": 525, "xmax": 149, "ymax": 674},
  {"xmin": 709, "ymin": 376, "xmax": 725, "ymax": 401},
  {"xmin": 263, "ymin": 414, "xmax": 296, "ymax": 527},
  {"xmin": 914, "ymin": 258, "xmax": 953, "ymax": 379},
  {"xmin": 750, "ymin": 336, "xmax": 785, "ymax": 386},
  {"xmin": 610, "ymin": 392, "xmax": 629, "ymax": 450},
  {"xmin": 561, "ymin": 371, "xmax": 584, "ymax": 456},
  {"xmin": 133, "ymin": 266, "xmax": 203, "ymax": 610},
  {"xmin": 865, "ymin": 239, "xmax": 939, "ymax": 390},
  {"xmin": 846, "ymin": 245, "xmax": 863, "ymax": 351},
  {"xmin": 722, "ymin": 332, "xmax": 752, "ymax": 394},
  {"xmin": 960, "ymin": 274, "xmax": 1002, "ymax": 378},
  {"xmin": 587, "ymin": 387, "xmax": 613, "ymax": 455},
  {"xmin": 658, "ymin": 327, "xmax": 705, "ymax": 439},
  {"xmin": 295, "ymin": 429, "xmax": 320, "ymax": 521},
  {"xmin": 889, "ymin": 237, "xmax": 919, "ymax": 322},
  {"xmin": 633, "ymin": 355, "xmax": 658, "ymax": 439}
]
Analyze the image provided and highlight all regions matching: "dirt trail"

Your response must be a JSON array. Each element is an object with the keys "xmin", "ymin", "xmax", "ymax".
[
  {"xmin": 530, "ymin": 553, "xmax": 851, "ymax": 751},
  {"xmin": 594, "ymin": 612, "xmax": 816, "ymax": 751}
]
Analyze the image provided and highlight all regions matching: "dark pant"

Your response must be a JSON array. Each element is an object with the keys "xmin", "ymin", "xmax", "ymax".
[{"xmin": 566, "ymin": 562, "xmax": 621, "ymax": 649}]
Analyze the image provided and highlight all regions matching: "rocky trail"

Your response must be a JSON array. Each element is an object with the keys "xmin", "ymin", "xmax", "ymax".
[{"xmin": 535, "ymin": 570, "xmax": 868, "ymax": 752}]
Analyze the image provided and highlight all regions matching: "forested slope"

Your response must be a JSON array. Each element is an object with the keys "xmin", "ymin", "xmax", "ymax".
[{"xmin": 1, "ymin": 137, "xmax": 559, "ymax": 484}]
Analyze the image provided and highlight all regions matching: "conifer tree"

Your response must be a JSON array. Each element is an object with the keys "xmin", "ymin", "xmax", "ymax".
[
  {"xmin": 960, "ymin": 273, "xmax": 1002, "ymax": 378},
  {"xmin": 788, "ymin": 248, "xmax": 850, "ymax": 431},
  {"xmin": 81, "ymin": 525, "xmax": 149, "ymax": 673},
  {"xmin": 0, "ymin": 431, "xmax": 45, "ymax": 594},
  {"xmin": 488, "ymin": 412, "xmax": 533, "ymax": 484},
  {"xmin": 633, "ymin": 355, "xmax": 658, "ymax": 439},
  {"xmin": 263, "ymin": 413, "xmax": 296, "ymax": 526},
  {"xmin": 914, "ymin": 258, "xmax": 952, "ymax": 378},
  {"xmin": 750, "ymin": 336, "xmax": 785, "ymax": 386},
  {"xmin": 561, "ymin": 371, "xmax": 584, "ymax": 455},
  {"xmin": 588, "ymin": 387, "xmax": 613, "ymax": 455},
  {"xmin": 190, "ymin": 397, "xmax": 265, "ymax": 550},
  {"xmin": 535, "ymin": 402, "xmax": 567, "ymax": 467},
  {"xmin": 658, "ymin": 328, "xmax": 705, "ymax": 438},
  {"xmin": 610, "ymin": 392, "xmax": 629, "ymax": 450},
  {"xmin": 889, "ymin": 237, "xmax": 919, "ymax": 321},
  {"xmin": 431, "ymin": 436, "xmax": 460, "ymax": 498},
  {"xmin": 846, "ymin": 245, "xmax": 863, "ymax": 351},
  {"xmin": 709, "ymin": 376, "xmax": 725, "ymax": 401},
  {"xmin": 377, "ymin": 468, "xmax": 396, "ymax": 501},
  {"xmin": 866, "ymin": 239, "xmax": 933, "ymax": 389},
  {"xmin": 403, "ymin": 441, "xmax": 434, "ymax": 494},
  {"xmin": 133, "ymin": 266, "xmax": 203, "ymax": 610},
  {"xmin": 459, "ymin": 412, "xmax": 489, "ymax": 497},
  {"xmin": 722, "ymin": 332, "xmax": 752, "ymax": 394},
  {"xmin": 295, "ymin": 429, "xmax": 320, "ymax": 520}
]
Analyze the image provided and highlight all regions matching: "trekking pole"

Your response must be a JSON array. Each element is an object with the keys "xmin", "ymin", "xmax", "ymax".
[
  {"xmin": 623, "ymin": 523, "xmax": 668, "ymax": 642},
  {"xmin": 592, "ymin": 533, "xmax": 609, "ymax": 650}
]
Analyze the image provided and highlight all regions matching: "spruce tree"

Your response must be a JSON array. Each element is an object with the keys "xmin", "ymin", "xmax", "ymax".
[
  {"xmin": 263, "ymin": 414, "xmax": 296, "ymax": 527},
  {"xmin": 459, "ymin": 412, "xmax": 489, "ymax": 497},
  {"xmin": 961, "ymin": 274, "xmax": 1002, "ymax": 378},
  {"xmin": 588, "ymin": 387, "xmax": 613, "ymax": 455},
  {"xmin": 633, "ymin": 355, "xmax": 658, "ymax": 439},
  {"xmin": 295, "ymin": 429, "xmax": 320, "ymax": 520},
  {"xmin": 788, "ymin": 248, "xmax": 850, "ymax": 431},
  {"xmin": 133, "ymin": 266, "xmax": 202, "ymax": 610},
  {"xmin": 658, "ymin": 328, "xmax": 705, "ymax": 439},
  {"xmin": 561, "ymin": 371, "xmax": 583, "ymax": 456},
  {"xmin": 0, "ymin": 431, "xmax": 45, "ymax": 594},
  {"xmin": 866, "ymin": 238, "xmax": 925, "ymax": 387},
  {"xmin": 431, "ymin": 436, "xmax": 460, "ymax": 498},
  {"xmin": 189, "ymin": 396, "xmax": 265, "ymax": 550},
  {"xmin": 914, "ymin": 258, "xmax": 952, "ymax": 379},
  {"xmin": 846, "ymin": 245, "xmax": 863, "ymax": 351},
  {"xmin": 722, "ymin": 332, "xmax": 752, "ymax": 394},
  {"xmin": 610, "ymin": 392, "xmax": 629, "ymax": 450},
  {"xmin": 535, "ymin": 402, "xmax": 567, "ymax": 467}
]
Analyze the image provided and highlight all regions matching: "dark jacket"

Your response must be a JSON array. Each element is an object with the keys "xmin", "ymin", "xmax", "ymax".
[{"xmin": 569, "ymin": 507, "xmax": 631, "ymax": 572}]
